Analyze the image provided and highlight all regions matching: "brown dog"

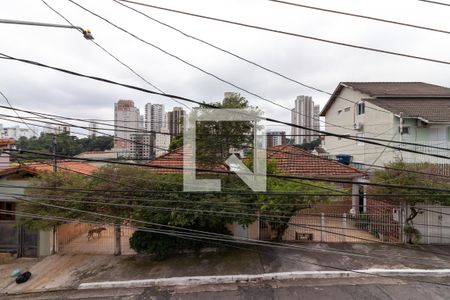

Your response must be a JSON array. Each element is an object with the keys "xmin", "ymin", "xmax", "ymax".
[{"xmin": 87, "ymin": 227, "xmax": 107, "ymax": 241}]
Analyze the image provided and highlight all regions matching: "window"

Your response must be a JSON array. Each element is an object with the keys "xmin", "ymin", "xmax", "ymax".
[
  {"xmin": 344, "ymin": 107, "xmax": 351, "ymax": 112},
  {"xmin": 399, "ymin": 126, "xmax": 410, "ymax": 135},
  {"xmin": 0, "ymin": 202, "xmax": 15, "ymax": 221},
  {"xmin": 357, "ymin": 102, "xmax": 365, "ymax": 115},
  {"xmin": 356, "ymin": 133, "xmax": 364, "ymax": 145}
]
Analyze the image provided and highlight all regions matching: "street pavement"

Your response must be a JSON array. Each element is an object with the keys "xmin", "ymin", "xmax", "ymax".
[{"xmin": 2, "ymin": 277, "xmax": 450, "ymax": 299}]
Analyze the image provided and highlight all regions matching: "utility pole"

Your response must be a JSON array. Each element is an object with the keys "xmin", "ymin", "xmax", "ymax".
[
  {"xmin": 52, "ymin": 134, "xmax": 57, "ymax": 173},
  {"xmin": 51, "ymin": 134, "xmax": 57, "ymax": 254}
]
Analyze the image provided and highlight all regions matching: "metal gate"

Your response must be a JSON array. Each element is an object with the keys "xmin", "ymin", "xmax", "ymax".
[
  {"xmin": 259, "ymin": 204, "xmax": 402, "ymax": 243},
  {"xmin": 0, "ymin": 221, "xmax": 18, "ymax": 253},
  {"xmin": 57, "ymin": 223, "xmax": 136, "ymax": 255},
  {"xmin": 0, "ymin": 222, "xmax": 38, "ymax": 257}
]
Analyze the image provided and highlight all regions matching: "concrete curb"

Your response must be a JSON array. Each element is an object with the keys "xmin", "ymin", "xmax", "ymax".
[{"xmin": 78, "ymin": 268, "xmax": 450, "ymax": 290}]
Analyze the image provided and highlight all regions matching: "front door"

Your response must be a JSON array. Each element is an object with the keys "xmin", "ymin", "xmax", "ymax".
[{"xmin": 18, "ymin": 226, "xmax": 38, "ymax": 257}]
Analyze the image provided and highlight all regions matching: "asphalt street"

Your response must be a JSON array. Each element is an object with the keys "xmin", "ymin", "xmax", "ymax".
[{"xmin": 2, "ymin": 277, "xmax": 450, "ymax": 300}]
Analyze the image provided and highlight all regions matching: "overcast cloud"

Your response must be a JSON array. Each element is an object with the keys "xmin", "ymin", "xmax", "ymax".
[{"xmin": 1, "ymin": 0, "xmax": 450, "ymax": 134}]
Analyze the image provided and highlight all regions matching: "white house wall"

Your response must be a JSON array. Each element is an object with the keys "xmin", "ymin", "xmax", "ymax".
[{"xmin": 323, "ymin": 87, "xmax": 396, "ymax": 165}]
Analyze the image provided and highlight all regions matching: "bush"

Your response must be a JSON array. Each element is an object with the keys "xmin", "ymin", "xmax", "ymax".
[
  {"xmin": 129, "ymin": 226, "xmax": 231, "ymax": 260},
  {"xmin": 404, "ymin": 225, "xmax": 421, "ymax": 244}
]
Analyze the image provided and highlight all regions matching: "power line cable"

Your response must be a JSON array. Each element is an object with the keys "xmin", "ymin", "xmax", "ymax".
[
  {"xmin": 41, "ymin": 0, "xmax": 190, "ymax": 110},
  {"xmin": 12, "ymin": 192, "xmax": 450, "ymax": 233},
  {"xmin": 3, "ymin": 106, "xmax": 450, "ymax": 185},
  {"xmin": 417, "ymin": 0, "xmax": 450, "ymax": 7},
  {"xmin": 69, "ymin": 0, "xmax": 386, "ymax": 136},
  {"xmin": 110, "ymin": 0, "xmax": 393, "ymax": 122},
  {"xmin": 2, "ymin": 52, "xmax": 450, "ymax": 161},
  {"xmin": 7, "ymin": 203, "xmax": 450, "ymax": 286},
  {"xmin": 117, "ymin": 0, "xmax": 450, "ymax": 66},
  {"xmin": 3, "ymin": 105, "xmax": 449, "ymax": 152},
  {"xmin": 6, "ymin": 147, "xmax": 450, "ymax": 192},
  {"xmin": 0, "ymin": 90, "xmax": 39, "ymax": 136},
  {"xmin": 269, "ymin": 0, "xmax": 450, "ymax": 35}
]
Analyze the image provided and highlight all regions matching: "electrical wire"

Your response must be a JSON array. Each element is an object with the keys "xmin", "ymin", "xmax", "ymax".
[
  {"xmin": 41, "ymin": 0, "xmax": 190, "ymax": 110},
  {"xmin": 6, "ymin": 147, "xmax": 450, "ymax": 193},
  {"xmin": 69, "ymin": 0, "xmax": 385, "ymax": 136},
  {"xmin": 2, "ymin": 53, "xmax": 450, "ymax": 163},
  {"xmin": 117, "ymin": 0, "xmax": 450, "ymax": 66},
  {"xmin": 269, "ymin": 0, "xmax": 450, "ymax": 35},
  {"xmin": 5, "ymin": 206, "xmax": 450, "ymax": 286},
  {"xmin": 417, "ymin": 0, "xmax": 450, "ymax": 7}
]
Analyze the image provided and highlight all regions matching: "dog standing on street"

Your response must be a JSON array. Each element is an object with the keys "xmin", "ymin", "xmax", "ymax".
[{"xmin": 87, "ymin": 227, "xmax": 107, "ymax": 241}]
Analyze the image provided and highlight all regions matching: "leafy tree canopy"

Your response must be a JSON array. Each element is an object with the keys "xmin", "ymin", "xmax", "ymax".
[{"xmin": 14, "ymin": 133, "xmax": 113, "ymax": 160}]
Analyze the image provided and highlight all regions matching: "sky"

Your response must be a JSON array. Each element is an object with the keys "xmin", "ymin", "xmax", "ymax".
[{"xmin": 1, "ymin": 0, "xmax": 450, "ymax": 135}]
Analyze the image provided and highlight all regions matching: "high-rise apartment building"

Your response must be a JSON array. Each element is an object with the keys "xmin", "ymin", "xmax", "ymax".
[
  {"xmin": 0, "ymin": 125, "xmax": 37, "ymax": 139},
  {"xmin": 88, "ymin": 121, "xmax": 98, "ymax": 138},
  {"xmin": 267, "ymin": 131, "xmax": 287, "ymax": 148},
  {"xmin": 145, "ymin": 103, "xmax": 165, "ymax": 133},
  {"xmin": 155, "ymin": 128, "xmax": 171, "ymax": 158},
  {"xmin": 291, "ymin": 96, "xmax": 320, "ymax": 145},
  {"xmin": 114, "ymin": 100, "xmax": 141, "ymax": 149},
  {"xmin": 127, "ymin": 134, "xmax": 155, "ymax": 160},
  {"xmin": 166, "ymin": 107, "xmax": 186, "ymax": 138}
]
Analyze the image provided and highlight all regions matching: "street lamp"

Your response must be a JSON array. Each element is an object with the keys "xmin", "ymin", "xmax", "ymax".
[{"xmin": 0, "ymin": 18, "xmax": 94, "ymax": 40}]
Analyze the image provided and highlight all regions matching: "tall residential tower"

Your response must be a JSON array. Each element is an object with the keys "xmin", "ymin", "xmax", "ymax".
[
  {"xmin": 291, "ymin": 96, "xmax": 320, "ymax": 145},
  {"xmin": 166, "ymin": 107, "xmax": 186, "ymax": 138},
  {"xmin": 145, "ymin": 103, "xmax": 165, "ymax": 133},
  {"xmin": 114, "ymin": 100, "xmax": 141, "ymax": 149}
]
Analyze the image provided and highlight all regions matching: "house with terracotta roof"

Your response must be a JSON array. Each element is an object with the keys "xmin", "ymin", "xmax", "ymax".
[
  {"xmin": 320, "ymin": 82, "xmax": 450, "ymax": 167},
  {"xmin": 148, "ymin": 145, "xmax": 366, "ymax": 241},
  {"xmin": 0, "ymin": 155, "xmax": 98, "ymax": 257},
  {"xmin": 148, "ymin": 145, "xmax": 228, "ymax": 174}
]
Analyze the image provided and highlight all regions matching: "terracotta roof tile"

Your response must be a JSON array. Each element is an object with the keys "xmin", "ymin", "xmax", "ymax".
[
  {"xmin": 267, "ymin": 145, "xmax": 364, "ymax": 178},
  {"xmin": 147, "ymin": 145, "xmax": 364, "ymax": 179},
  {"xmin": 147, "ymin": 145, "xmax": 228, "ymax": 174},
  {"xmin": 22, "ymin": 161, "xmax": 98, "ymax": 175}
]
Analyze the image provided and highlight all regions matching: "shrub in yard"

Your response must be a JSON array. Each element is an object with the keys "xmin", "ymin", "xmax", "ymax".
[
  {"xmin": 130, "ymin": 226, "xmax": 231, "ymax": 260},
  {"xmin": 403, "ymin": 225, "xmax": 421, "ymax": 244}
]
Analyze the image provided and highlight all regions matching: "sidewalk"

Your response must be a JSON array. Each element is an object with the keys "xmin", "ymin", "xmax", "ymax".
[{"xmin": 1, "ymin": 243, "xmax": 450, "ymax": 294}]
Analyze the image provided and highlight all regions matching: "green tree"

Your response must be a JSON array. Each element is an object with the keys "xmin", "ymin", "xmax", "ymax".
[
  {"xmin": 19, "ymin": 161, "xmax": 339, "ymax": 256},
  {"xmin": 193, "ymin": 94, "xmax": 258, "ymax": 167},
  {"xmin": 255, "ymin": 160, "xmax": 340, "ymax": 241},
  {"xmin": 14, "ymin": 133, "xmax": 113, "ymax": 161},
  {"xmin": 169, "ymin": 134, "xmax": 183, "ymax": 151},
  {"xmin": 369, "ymin": 161, "xmax": 450, "ymax": 243}
]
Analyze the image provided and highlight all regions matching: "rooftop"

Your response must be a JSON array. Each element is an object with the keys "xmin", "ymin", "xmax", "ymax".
[
  {"xmin": 147, "ymin": 145, "xmax": 364, "ymax": 179},
  {"xmin": 365, "ymin": 98, "xmax": 450, "ymax": 123},
  {"xmin": 321, "ymin": 82, "xmax": 450, "ymax": 116},
  {"xmin": 0, "ymin": 161, "xmax": 98, "ymax": 177},
  {"xmin": 267, "ymin": 145, "xmax": 364, "ymax": 179},
  {"xmin": 342, "ymin": 82, "xmax": 450, "ymax": 97}
]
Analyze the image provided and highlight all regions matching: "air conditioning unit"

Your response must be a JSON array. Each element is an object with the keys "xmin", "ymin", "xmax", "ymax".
[{"xmin": 353, "ymin": 122, "xmax": 364, "ymax": 131}]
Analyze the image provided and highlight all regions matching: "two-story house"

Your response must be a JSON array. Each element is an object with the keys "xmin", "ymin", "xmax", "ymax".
[{"xmin": 320, "ymin": 82, "xmax": 450, "ymax": 168}]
